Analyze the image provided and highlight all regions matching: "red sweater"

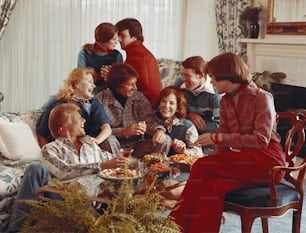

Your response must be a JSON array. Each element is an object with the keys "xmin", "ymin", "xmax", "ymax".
[{"xmin": 125, "ymin": 40, "xmax": 161, "ymax": 107}]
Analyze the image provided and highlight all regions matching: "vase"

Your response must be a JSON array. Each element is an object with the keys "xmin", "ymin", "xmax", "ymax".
[{"xmin": 249, "ymin": 22, "xmax": 260, "ymax": 39}]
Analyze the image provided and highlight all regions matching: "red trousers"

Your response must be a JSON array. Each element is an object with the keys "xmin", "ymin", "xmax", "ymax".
[{"xmin": 169, "ymin": 142, "xmax": 285, "ymax": 233}]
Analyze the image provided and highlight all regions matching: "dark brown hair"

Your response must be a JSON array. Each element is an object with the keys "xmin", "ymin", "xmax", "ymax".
[
  {"xmin": 116, "ymin": 18, "xmax": 144, "ymax": 41},
  {"xmin": 182, "ymin": 56, "xmax": 206, "ymax": 76},
  {"xmin": 205, "ymin": 52, "xmax": 250, "ymax": 84},
  {"xmin": 82, "ymin": 22, "xmax": 118, "ymax": 54},
  {"xmin": 155, "ymin": 86, "xmax": 187, "ymax": 118},
  {"xmin": 95, "ymin": 22, "xmax": 118, "ymax": 43},
  {"xmin": 107, "ymin": 63, "xmax": 139, "ymax": 90}
]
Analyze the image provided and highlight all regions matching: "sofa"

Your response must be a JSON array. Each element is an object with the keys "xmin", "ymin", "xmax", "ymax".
[{"xmin": 0, "ymin": 58, "xmax": 182, "ymax": 231}]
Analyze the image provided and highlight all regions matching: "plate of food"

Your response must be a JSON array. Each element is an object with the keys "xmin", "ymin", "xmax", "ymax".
[
  {"xmin": 140, "ymin": 153, "xmax": 168, "ymax": 166},
  {"xmin": 99, "ymin": 168, "xmax": 143, "ymax": 181},
  {"xmin": 149, "ymin": 162, "xmax": 172, "ymax": 179},
  {"xmin": 170, "ymin": 154, "xmax": 205, "ymax": 172}
]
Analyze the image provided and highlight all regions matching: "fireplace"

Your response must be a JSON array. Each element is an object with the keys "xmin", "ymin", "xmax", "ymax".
[{"xmin": 271, "ymin": 83, "xmax": 306, "ymax": 158}]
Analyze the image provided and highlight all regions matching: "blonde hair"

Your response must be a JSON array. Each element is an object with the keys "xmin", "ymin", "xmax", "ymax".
[
  {"xmin": 48, "ymin": 103, "xmax": 80, "ymax": 138},
  {"xmin": 56, "ymin": 67, "xmax": 94, "ymax": 101}
]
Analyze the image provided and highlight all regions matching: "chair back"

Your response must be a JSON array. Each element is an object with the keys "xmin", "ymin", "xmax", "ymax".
[{"xmin": 276, "ymin": 109, "xmax": 306, "ymax": 193}]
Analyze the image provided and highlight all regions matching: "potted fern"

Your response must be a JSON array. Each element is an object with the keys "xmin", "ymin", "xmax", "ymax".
[{"xmin": 18, "ymin": 179, "xmax": 181, "ymax": 233}]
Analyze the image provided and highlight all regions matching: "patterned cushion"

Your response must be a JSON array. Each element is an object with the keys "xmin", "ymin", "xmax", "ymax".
[
  {"xmin": 157, "ymin": 58, "xmax": 182, "ymax": 88},
  {"xmin": 0, "ymin": 158, "xmax": 34, "ymax": 196},
  {"xmin": 0, "ymin": 165, "xmax": 24, "ymax": 197},
  {"xmin": 0, "ymin": 110, "xmax": 42, "ymax": 140}
]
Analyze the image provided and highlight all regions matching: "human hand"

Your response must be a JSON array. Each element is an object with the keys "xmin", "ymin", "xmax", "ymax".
[
  {"xmin": 100, "ymin": 157, "xmax": 128, "ymax": 170},
  {"xmin": 196, "ymin": 133, "xmax": 214, "ymax": 146},
  {"xmin": 188, "ymin": 112, "xmax": 206, "ymax": 132},
  {"xmin": 172, "ymin": 138, "xmax": 187, "ymax": 154},
  {"xmin": 152, "ymin": 129, "xmax": 167, "ymax": 144},
  {"xmin": 90, "ymin": 136, "xmax": 100, "ymax": 145},
  {"xmin": 121, "ymin": 122, "xmax": 146, "ymax": 138},
  {"xmin": 100, "ymin": 65, "xmax": 110, "ymax": 81}
]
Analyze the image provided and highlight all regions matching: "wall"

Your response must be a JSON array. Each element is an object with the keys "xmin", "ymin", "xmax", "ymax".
[
  {"xmin": 242, "ymin": 36, "xmax": 306, "ymax": 88},
  {"xmin": 243, "ymin": 0, "xmax": 306, "ymax": 88}
]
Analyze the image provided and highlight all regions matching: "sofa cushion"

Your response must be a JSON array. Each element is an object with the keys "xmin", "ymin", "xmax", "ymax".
[
  {"xmin": 0, "ymin": 110, "xmax": 43, "ymax": 139},
  {"xmin": 157, "ymin": 58, "xmax": 181, "ymax": 88},
  {"xmin": 0, "ymin": 165, "xmax": 24, "ymax": 196},
  {"xmin": 0, "ymin": 120, "xmax": 42, "ymax": 161}
]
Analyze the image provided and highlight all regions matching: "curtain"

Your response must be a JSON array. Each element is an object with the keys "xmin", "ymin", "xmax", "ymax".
[
  {"xmin": 0, "ymin": 0, "xmax": 219, "ymax": 112},
  {"xmin": 215, "ymin": 0, "xmax": 249, "ymax": 59},
  {"xmin": 0, "ymin": 0, "xmax": 16, "ymax": 40}
]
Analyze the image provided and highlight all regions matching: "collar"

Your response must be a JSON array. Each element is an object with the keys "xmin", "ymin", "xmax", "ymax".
[
  {"xmin": 95, "ymin": 43, "xmax": 114, "ymax": 54},
  {"xmin": 181, "ymin": 80, "xmax": 215, "ymax": 95},
  {"xmin": 73, "ymin": 97, "xmax": 91, "ymax": 105},
  {"xmin": 228, "ymin": 84, "xmax": 241, "ymax": 96},
  {"xmin": 125, "ymin": 40, "xmax": 142, "ymax": 51},
  {"xmin": 164, "ymin": 117, "xmax": 184, "ymax": 133}
]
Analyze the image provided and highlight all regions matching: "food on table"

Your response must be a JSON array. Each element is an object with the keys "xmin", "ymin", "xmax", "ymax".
[
  {"xmin": 100, "ymin": 168, "xmax": 142, "ymax": 179},
  {"xmin": 141, "ymin": 153, "xmax": 167, "ymax": 166},
  {"xmin": 170, "ymin": 154, "xmax": 204, "ymax": 165},
  {"xmin": 149, "ymin": 162, "xmax": 171, "ymax": 173}
]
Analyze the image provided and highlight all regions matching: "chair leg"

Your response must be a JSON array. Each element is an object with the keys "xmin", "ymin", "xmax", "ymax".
[
  {"xmin": 261, "ymin": 217, "xmax": 269, "ymax": 233},
  {"xmin": 292, "ymin": 210, "xmax": 301, "ymax": 233},
  {"xmin": 240, "ymin": 216, "xmax": 255, "ymax": 233}
]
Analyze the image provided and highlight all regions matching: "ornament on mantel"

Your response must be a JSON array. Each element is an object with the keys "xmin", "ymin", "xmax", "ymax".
[
  {"xmin": 251, "ymin": 71, "xmax": 286, "ymax": 93},
  {"xmin": 240, "ymin": 6, "xmax": 262, "ymax": 39}
]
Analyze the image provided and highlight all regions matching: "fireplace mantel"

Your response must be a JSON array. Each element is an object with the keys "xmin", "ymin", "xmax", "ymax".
[{"xmin": 240, "ymin": 36, "xmax": 306, "ymax": 88}]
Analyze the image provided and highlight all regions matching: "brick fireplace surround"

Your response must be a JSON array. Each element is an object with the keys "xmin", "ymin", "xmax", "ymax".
[{"xmin": 241, "ymin": 36, "xmax": 306, "ymax": 157}]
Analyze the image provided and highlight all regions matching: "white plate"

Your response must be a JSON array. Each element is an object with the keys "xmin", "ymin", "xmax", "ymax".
[{"xmin": 99, "ymin": 168, "xmax": 143, "ymax": 181}]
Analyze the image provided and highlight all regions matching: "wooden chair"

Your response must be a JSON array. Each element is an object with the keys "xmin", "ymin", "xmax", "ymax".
[{"xmin": 224, "ymin": 109, "xmax": 306, "ymax": 233}]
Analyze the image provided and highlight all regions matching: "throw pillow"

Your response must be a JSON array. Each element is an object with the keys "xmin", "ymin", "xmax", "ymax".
[{"xmin": 0, "ymin": 120, "xmax": 42, "ymax": 161}]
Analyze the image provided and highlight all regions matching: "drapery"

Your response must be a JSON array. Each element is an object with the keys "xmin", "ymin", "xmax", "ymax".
[
  {"xmin": 215, "ymin": 0, "xmax": 249, "ymax": 59},
  {"xmin": 0, "ymin": 0, "xmax": 218, "ymax": 112},
  {"xmin": 0, "ymin": 0, "xmax": 16, "ymax": 40}
]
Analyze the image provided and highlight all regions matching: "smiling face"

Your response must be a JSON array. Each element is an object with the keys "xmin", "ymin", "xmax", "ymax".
[
  {"xmin": 159, "ymin": 93, "xmax": 178, "ymax": 120},
  {"xmin": 181, "ymin": 67, "xmax": 205, "ymax": 91},
  {"xmin": 115, "ymin": 77, "xmax": 137, "ymax": 98},
  {"xmin": 74, "ymin": 73, "xmax": 95, "ymax": 99},
  {"xmin": 118, "ymin": 29, "xmax": 137, "ymax": 50},
  {"xmin": 101, "ymin": 33, "xmax": 119, "ymax": 50},
  {"xmin": 66, "ymin": 111, "xmax": 86, "ymax": 137}
]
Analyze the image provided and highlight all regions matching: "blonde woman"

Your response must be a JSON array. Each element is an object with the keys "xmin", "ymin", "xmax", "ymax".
[{"xmin": 36, "ymin": 67, "xmax": 119, "ymax": 155}]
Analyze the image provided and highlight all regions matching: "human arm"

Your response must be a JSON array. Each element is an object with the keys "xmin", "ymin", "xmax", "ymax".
[
  {"xmin": 91, "ymin": 123, "xmax": 112, "ymax": 145},
  {"xmin": 171, "ymin": 124, "xmax": 202, "ymax": 156},
  {"xmin": 100, "ymin": 156, "xmax": 128, "ymax": 170},
  {"xmin": 41, "ymin": 143, "xmax": 101, "ymax": 180},
  {"xmin": 204, "ymin": 89, "xmax": 277, "ymax": 152},
  {"xmin": 187, "ymin": 112, "xmax": 207, "ymax": 132}
]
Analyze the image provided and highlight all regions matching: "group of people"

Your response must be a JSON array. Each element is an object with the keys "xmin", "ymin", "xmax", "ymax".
[{"xmin": 7, "ymin": 17, "xmax": 286, "ymax": 233}]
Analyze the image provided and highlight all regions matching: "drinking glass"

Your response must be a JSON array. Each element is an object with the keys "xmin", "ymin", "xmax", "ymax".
[
  {"xmin": 138, "ymin": 121, "xmax": 146, "ymax": 141},
  {"xmin": 120, "ymin": 148, "xmax": 134, "ymax": 158}
]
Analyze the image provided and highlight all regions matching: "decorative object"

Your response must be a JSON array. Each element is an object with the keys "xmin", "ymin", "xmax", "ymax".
[
  {"xmin": 251, "ymin": 71, "xmax": 286, "ymax": 93},
  {"xmin": 267, "ymin": 0, "xmax": 306, "ymax": 35},
  {"xmin": 18, "ymin": 179, "xmax": 181, "ymax": 233},
  {"xmin": 240, "ymin": 6, "xmax": 262, "ymax": 38}
]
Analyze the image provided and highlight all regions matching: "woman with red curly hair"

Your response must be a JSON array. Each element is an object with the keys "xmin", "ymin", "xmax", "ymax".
[{"xmin": 155, "ymin": 86, "xmax": 202, "ymax": 156}]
